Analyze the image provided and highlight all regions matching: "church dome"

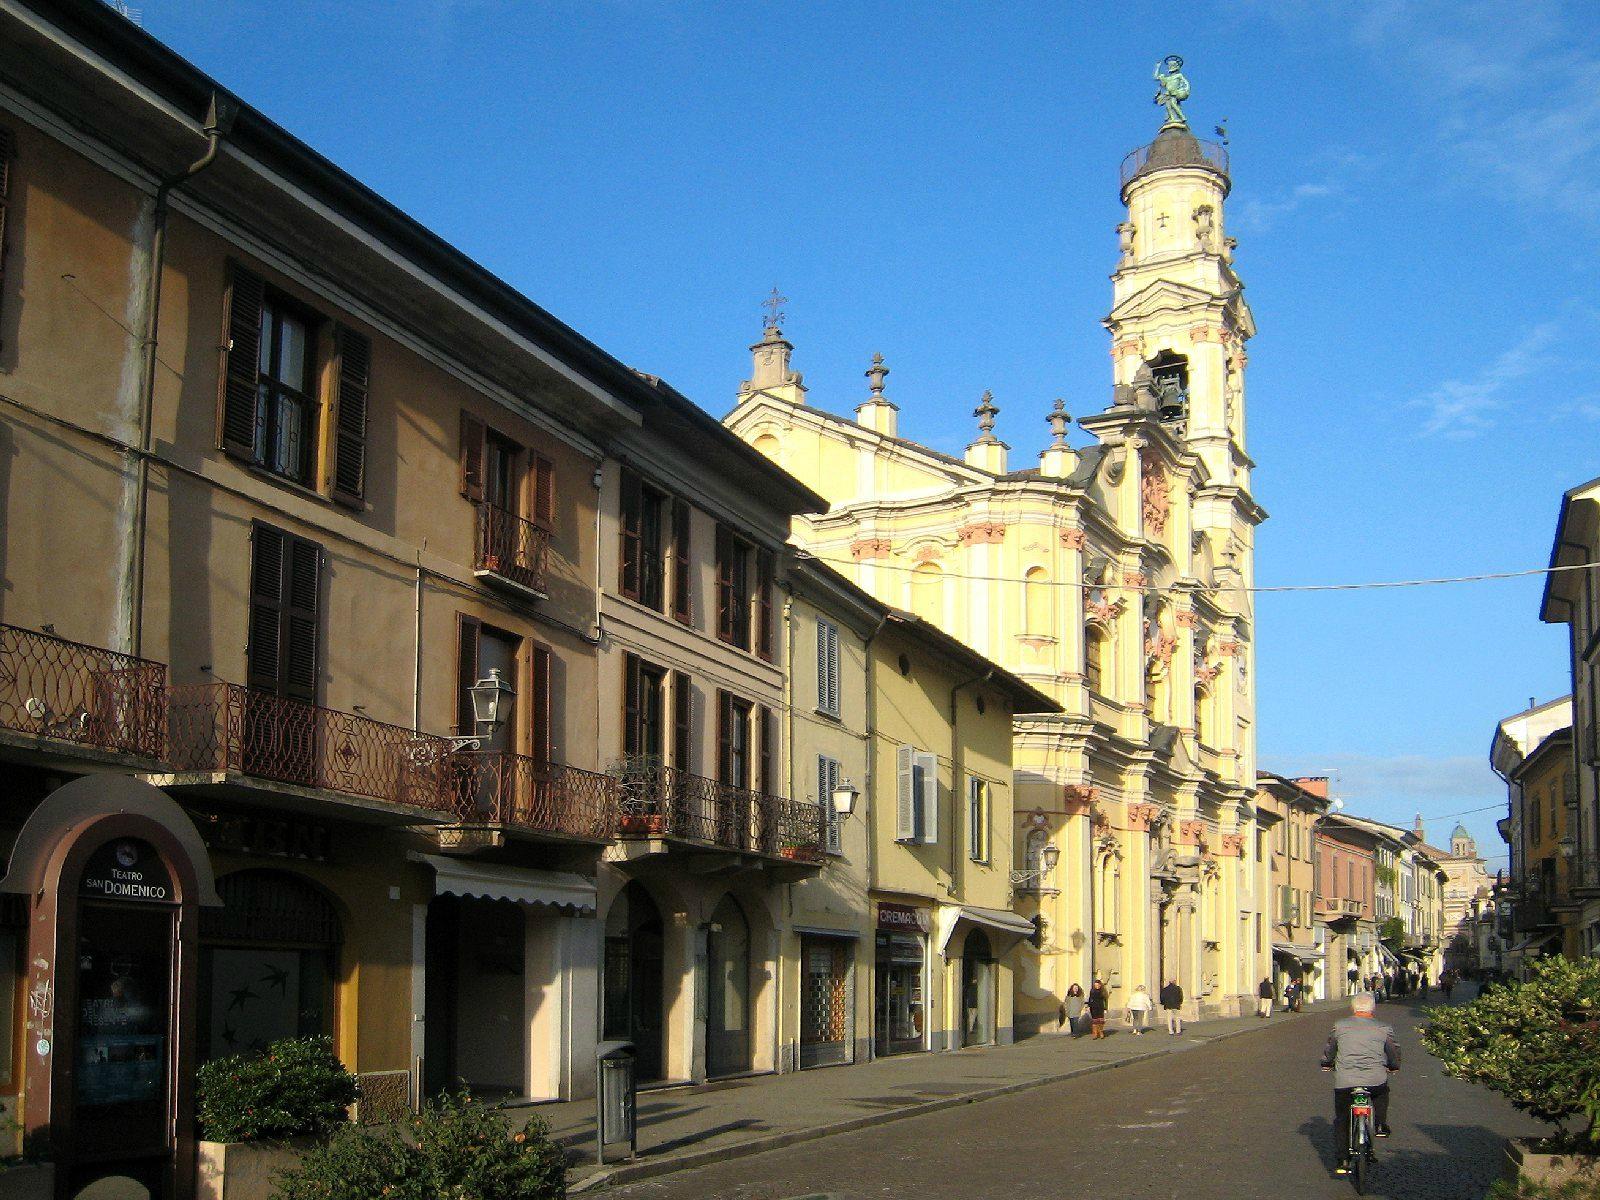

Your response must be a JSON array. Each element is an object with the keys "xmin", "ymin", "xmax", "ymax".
[
  {"xmin": 1120, "ymin": 125, "xmax": 1231, "ymax": 200},
  {"xmin": 1451, "ymin": 822, "xmax": 1472, "ymax": 841}
]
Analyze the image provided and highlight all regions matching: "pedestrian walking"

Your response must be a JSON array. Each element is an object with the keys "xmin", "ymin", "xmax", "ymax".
[
  {"xmin": 1347, "ymin": 963, "xmax": 1360, "ymax": 996},
  {"xmin": 1065, "ymin": 982, "xmax": 1086, "ymax": 1038},
  {"xmin": 1284, "ymin": 977, "xmax": 1300, "ymax": 1013},
  {"xmin": 1087, "ymin": 978, "xmax": 1110, "ymax": 1039},
  {"xmin": 1257, "ymin": 976, "xmax": 1275, "ymax": 1018},
  {"xmin": 1128, "ymin": 983, "xmax": 1153, "ymax": 1034},
  {"xmin": 1160, "ymin": 978, "xmax": 1184, "ymax": 1034}
]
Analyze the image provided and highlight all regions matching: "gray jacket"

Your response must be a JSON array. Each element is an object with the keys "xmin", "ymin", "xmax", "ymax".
[{"xmin": 1320, "ymin": 1015, "xmax": 1401, "ymax": 1089}]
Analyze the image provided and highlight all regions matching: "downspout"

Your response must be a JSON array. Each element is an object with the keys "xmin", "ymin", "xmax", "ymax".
[
  {"xmin": 127, "ymin": 93, "xmax": 236, "ymax": 657},
  {"xmin": 413, "ymin": 544, "xmax": 426, "ymax": 731}
]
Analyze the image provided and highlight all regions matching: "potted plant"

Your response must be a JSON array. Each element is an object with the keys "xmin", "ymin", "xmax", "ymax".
[
  {"xmin": 194, "ymin": 1036, "xmax": 360, "ymax": 1200},
  {"xmin": 1422, "ymin": 956, "xmax": 1600, "ymax": 1189}
]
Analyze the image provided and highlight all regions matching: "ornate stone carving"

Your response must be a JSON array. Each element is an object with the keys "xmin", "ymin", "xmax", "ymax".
[
  {"xmin": 1122, "ymin": 570, "xmax": 1148, "ymax": 588},
  {"xmin": 1141, "ymin": 451, "xmax": 1170, "ymax": 537},
  {"xmin": 1117, "ymin": 221, "xmax": 1135, "ymax": 265},
  {"xmin": 1126, "ymin": 802, "xmax": 1162, "ymax": 832},
  {"xmin": 1177, "ymin": 819, "xmax": 1205, "ymax": 847},
  {"xmin": 1086, "ymin": 593, "xmax": 1125, "ymax": 625},
  {"xmin": 1220, "ymin": 833, "xmax": 1245, "ymax": 858},
  {"xmin": 1194, "ymin": 663, "xmax": 1221, "ymax": 687},
  {"xmin": 1061, "ymin": 527, "xmax": 1088, "ymax": 550},
  {"xmin": 957, "ymin": 522, "xmax": 1006, "ymax": 545},
  {"xmin": 850, "ymin": 538, "xmax": 893, "ymax": 560},
  {"xmin": 913, "ymin": 543, "xmax": 945, "ymax": 563},
  {"xmin": 1145, "ymin": 630, "xmax": 1177, "ymax": 663},
  {"xmin": 1063, "ymin": 783, "xmax": 1099, "ymax": 816},
  {"xmin": 1216, "ymin": 639, "xmax": 1242, "ymax": 657},
  {"xmin": 1175, "ymin": 609, "xmax": 1199, "ymax": 628}
]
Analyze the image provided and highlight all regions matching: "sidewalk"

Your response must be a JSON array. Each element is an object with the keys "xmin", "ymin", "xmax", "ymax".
[{"xmin": 536, "ymin": 1005, "xmax": 1328, "ymax": 1192}]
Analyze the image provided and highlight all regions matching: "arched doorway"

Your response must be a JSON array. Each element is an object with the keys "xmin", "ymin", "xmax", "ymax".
[
  {"xmin": 705, "ymin": 895, "xmax": 751, "ymax": 1077},
  {"xmin": 602, "ymin": 883, "xmax": 664, "ymax": 1081},
  {"xmin": 960, "ymin": 928, "xmax": 996, "ymax": 1047}
]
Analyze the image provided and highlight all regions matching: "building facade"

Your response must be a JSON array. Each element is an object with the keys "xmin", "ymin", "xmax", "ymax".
[
  {"xmin": 1255, "ymin": 773, "xmax": 1327, "ymax": 995},
  {"xmin": 1315, "ymin": 817, "xmax": 1378, "ymax": 995},
  {"xmin": 726, "ymin": 105, "xmax": 1266, "ymax": 1029},
  {"xmin": 1505, "ymin": 725, "xmax": 1577, "ymax": 969}
]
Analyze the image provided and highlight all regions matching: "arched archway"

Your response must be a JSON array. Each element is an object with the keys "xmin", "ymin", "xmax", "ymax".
[
  {"xmin": 602, "ymin": 881, "xmax": 665, "ymax": 1081},
  {"xmin": 960, "ymin": 928, "xmax": 996, "ymax": 1047},
  {"xmin": 705, "ymin": 894, "xmax": 751, "ymax": 1077}
]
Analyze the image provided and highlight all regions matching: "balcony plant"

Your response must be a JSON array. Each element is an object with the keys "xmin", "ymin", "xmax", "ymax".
[{"xmin": 1422, "ymin": 956, "xmax": 1600, "ymax": 1187}]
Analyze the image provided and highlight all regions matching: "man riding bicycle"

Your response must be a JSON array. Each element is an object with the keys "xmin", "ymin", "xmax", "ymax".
[{"xmin": 1320, "ymin": 992, "xmax": 1400, "ymax": 1176}]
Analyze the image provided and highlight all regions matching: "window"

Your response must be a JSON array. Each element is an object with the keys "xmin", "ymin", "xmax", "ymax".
[
  {"xmin": 716, "ymin": 524, "xmax": 752, "ymax": 650},
  {"xmin": 1194, "ymin": 685, "xmax": 1209, "ymax": 745},
  {"xmin": 624, "ymin": 653, "xmax": 667, "ymax": 759},
  {"xmin": 818, "ymin": 755, "xmax": 843, "ymax": 855},
  {"xmin": 456, "ymin": 617, "xmax": 534, "ymax": 760},
  {"xmin": 816, "ymin": 620, "xmax": 842, "ymax": 717},
  {"xmin": 221, "ymin": 265, "xmax": 370, "ymax": 500},
  {"xmin": 895, "ymin": 745, "xmax": 939, "ymax": 844},
  {"xmin": 1085, "ymin": 624, "xmax": 1107, "ymax": 694},
  {"xmin": 967, "ymin": 778, "xmax": 989, "ymax": 863},
  {"xmin": 620, "ymin": 469, "xmax": 667, "ymax": 609},
  {"xmin": 248, "ymin": 523, "xmax": 321, "ymax": 702},
  {"xmin": 672, "ymin": 670, "xmax": 692, "ymax": 771},
  {"xmin": 717, "ymin": 691, "xmax": 754, "ymax": 789},
  {"xmin": 0, "ymin": 127, "xmax": 13, "ymax": 352}
]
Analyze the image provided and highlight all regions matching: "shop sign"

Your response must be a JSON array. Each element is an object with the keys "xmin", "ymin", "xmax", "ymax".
[
  {"xmin": 204, "ymin": 812, "xmax": 330, "ymax": 862},
  {"xmin": 877, "ymin": 902, "xmax": 928, "ymax": 933},
  {"xmin": 79, "ymin": 839, "xmax": 173, "ymax": 904}
]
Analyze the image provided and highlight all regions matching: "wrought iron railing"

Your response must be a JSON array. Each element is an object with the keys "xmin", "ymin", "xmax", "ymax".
[
  {"xmin": 610, "ymin": 757, "xmax": 821, "ymax": 861},
  {"xmin": 446, "ymin": 751, "xmax": 617, "ymax": 840},
  {"xmin": 475, "ymin": 503, "xmax": 550, "ymax": 594},
  {"xmin": 0, "ymin": 622, "xmax": 166, "ymax": 758},
  {"xmin": 166, "ymin": 682, "xmax": 457, "ymax": 814},
  {"xmin": 1571, "ymin": 851, "xmax": 1600, "ymax": 896},
  {"xmin": 1316, "ymin": 897, "xmax": 1364, "ymax": 918},
  {"xmin": 1119, "ymin": 137, "xmax": 1229, "ymax": 188}
]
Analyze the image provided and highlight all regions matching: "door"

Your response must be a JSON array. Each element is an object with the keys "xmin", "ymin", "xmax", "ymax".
[
  {"xmin": 705, "ymin": 895, "xmax": 750, "ymax": 1077},
  {"xmin": 602, "ymin": 883, "xmax": 664, "ymax": 1082},
  {"xmin": 799, "ymin": 936, "xmax": 853, "ymax": 1068},
  {"xmin": 960, "ymin": 929, "xmax": 995, "ymax": 1048}
]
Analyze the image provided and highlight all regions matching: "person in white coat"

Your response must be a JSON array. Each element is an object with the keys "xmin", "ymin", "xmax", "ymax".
[{"xmin": 1128, "ymin": 983, "xmax": 1154, "ymax": 1035}]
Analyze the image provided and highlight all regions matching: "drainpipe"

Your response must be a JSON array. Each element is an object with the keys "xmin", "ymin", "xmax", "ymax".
[
  {"xmin": 413, "ymin": 544, "xmax": 426, "ymax": 731},
  {"xmin": 126, "ymin": 92, "xmax": 237, "ymax": 657},
  {"xmin": 948, "ymin": 669, "xmax": 994, "ymax": 893}
]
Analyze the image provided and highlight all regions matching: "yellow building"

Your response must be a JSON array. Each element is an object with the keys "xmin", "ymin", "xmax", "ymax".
[
  {"xmin": 1508, "ymin": 726, "xmax": 1577, "ymax": 963},
  {"xmin": 727, "ymin": 111, "xmax": 1266, "ymax": 1026},
  {"xmin": 1255, "ymin": 774, "xmax": 1328, "ymax": 995}
]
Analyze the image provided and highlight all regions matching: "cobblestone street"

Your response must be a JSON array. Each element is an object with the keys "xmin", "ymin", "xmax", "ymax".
[{"xmin": 603, "ymin": 996, "xmax": 1538, "ymax": 1200}]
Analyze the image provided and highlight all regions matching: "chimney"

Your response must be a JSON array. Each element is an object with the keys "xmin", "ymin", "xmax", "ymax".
[
  {"xmin": 855, "ymin": 353, "xmax": 899, "ymax": 436},
  {"xmin": 964, "ymin": 391, "xmax": 1008, "ymax": 473},
  {"xmin": 1293, "ymin": 776, "xmax": 1330, "ymax": 799}
]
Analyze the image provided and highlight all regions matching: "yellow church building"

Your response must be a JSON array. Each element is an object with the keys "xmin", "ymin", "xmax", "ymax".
[{"xmin": 726, "ymin": 104, "xmax": 1268, "ymax": 1030}]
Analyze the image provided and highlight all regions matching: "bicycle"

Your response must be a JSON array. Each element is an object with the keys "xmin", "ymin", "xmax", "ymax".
[{"xmin": 1347, "ymin": 1086, "xmax": 1377, "ymax": 1194}]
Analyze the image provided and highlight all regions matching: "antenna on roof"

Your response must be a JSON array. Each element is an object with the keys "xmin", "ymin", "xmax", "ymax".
[{"xmin": 104, "ymin": 0, "xmax": 142, "ymax": 24}]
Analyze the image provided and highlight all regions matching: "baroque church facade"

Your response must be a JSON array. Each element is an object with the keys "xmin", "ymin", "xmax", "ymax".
[{"xmin": 726, "ymin": 114, "xmax": 1268, "ymax": 1029}]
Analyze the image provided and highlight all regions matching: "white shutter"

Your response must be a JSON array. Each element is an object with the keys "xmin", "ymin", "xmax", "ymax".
[
  {"xmin": 917, "ymin": 750, "xmax": 939, "ymax": 845},
  {"xmin": 820, "ymin": 756, "xmax": 843, "ymax": 854},
  {"xmin": 816, "ymin": 621, "xmax": 841, "ymax": 716},
  {"xmin": 896, "ymin": 745, "xmax": 916, "ymax": 841}
]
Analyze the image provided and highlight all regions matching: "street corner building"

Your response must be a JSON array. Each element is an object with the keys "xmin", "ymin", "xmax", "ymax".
[{"xmin": 725, "ymin": 112, "xmax": 1268, "ymax": 1029}]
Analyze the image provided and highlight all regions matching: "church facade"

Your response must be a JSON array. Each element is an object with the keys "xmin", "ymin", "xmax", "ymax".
[{"xmin": 726, "ymin": 112, "xmax": 1268, "ymax": 1028}]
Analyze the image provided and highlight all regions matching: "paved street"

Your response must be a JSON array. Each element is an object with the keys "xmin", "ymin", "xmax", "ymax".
[{"xmin": 601, "ymin": 995, "xmax": 1539, "ymax": 1200}]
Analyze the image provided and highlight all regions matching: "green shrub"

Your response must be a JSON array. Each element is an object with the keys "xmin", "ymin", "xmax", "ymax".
[
  {"xmin": 273, "ymin": 1091, "xmax": 566, "ymax": 1200},
  {"xmin": 196, "ymin": 1037, "xmax": 359, "ymax": 1143},
  {"xmin": 1422, "ymin": 956, "xmax": 1600, "ymax": 1145}
]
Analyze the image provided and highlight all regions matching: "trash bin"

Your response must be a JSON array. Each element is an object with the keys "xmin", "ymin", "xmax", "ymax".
[{"xmin": 595, "ymin": 1039, "xmax": 637, "ymax": 1165}]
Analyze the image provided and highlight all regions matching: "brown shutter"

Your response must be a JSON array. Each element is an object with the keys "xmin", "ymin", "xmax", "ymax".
[
  {"xmin": 459, "ymin": 411, "xmax": 486, "ymax": 501},
  {"xmin": 247, "ymin": 524, "xmax": 284, "ymax": 693},
  {"xmin": 455, "ymin": 614, "xmax": 481, "ymax": 734},
  {"xmin": 716, "ymin": 691, "xmax": 732, "ymax": 785},
  {"xmin": 671, "ymin": 499, "xmax": 691, "ymax": 624},
  {"xmin": 623, "ymin": 652, "xmax": 642, "ymax": 757},
  {"xmin": 759, "ymin": 705, "xmax": 775, "ymax": 796},
  {"xmin": 221, "ymin": 263, "xmax": 265, "ymax": 459},
  {"xmin": 715, "ymin": 525, "xmax": 735, "ymax": 643},
  {"xmin": 0, "ymin": 127, "xmax": 13, "ymax": 351},
  {"xmin": 533, "ymin": 455, "xmax": 555, "ymax": 532},
  {"xmin": 672, "ymin": 670, "xmax": 692, "ymax": 772},
  {"xmin": 756, "ymin": 549, "xmax": 775, "ymax": 661},
  {"xmin": 283, "ymin": 537, "xmax": 321, "ymax": 703},
  {"xmin": 619, "ymin": 469, "xmax": 643, "ymax": 599},
  {"xmin": 531, "ymin": 643, "xmax": 552, "ymax": 765},
  {"xmin": 331, "ymin": 326, "xmax": 370, "ymax": 506}
]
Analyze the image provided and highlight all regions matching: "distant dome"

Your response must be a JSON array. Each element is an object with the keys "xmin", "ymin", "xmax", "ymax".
[
  {"xmin": 1451, "ymin": 823, "xmax": 1473, "ymax": 845},
  {"xmin": 1120, "ymin": 125, "xmax": 1231, "ymax": 199}
]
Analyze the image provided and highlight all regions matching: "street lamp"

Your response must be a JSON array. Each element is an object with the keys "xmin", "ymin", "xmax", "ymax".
[
  {"xmin": 831, "ymin": 778, "xmax": 860, "ymax": 816},
  {"xmin": 445, "ymin": 668, "xmax": 516, "ymax": 751},
  {"xmin": 1011, "ymin": 842, "xmax": 1061, "ymax": 887}
]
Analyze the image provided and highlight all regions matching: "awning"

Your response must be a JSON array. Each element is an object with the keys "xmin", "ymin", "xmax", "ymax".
[
  {"xmin": 1272, "ymin": 942, "xmax": 1324, "ymax": 963},
  {"xmin": 409, "ymin": 852, "xmax": 596, "ymax": 915},
  {"xmin": 1378, "ymin": 944, "xmax": 1400, "ymax": 967},
  {"xmin": 1506, "ymin": 932, "xmax": 1562, "ymax": 957},
  {"xmin": 935, "ymin": 904, "xmax": 1036, "ymax": 954}
]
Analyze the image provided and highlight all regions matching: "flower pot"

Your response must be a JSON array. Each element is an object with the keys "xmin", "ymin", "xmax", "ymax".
[
  {"xmin": 1505, "ymin": 1137, "xmax": 1600, "ymax": 1189},
  {"xmin": 0, "ymin": 1162, "xmax": 53, "ymax": 1200},
  {"xmin": 197, "ymin": 1138, "xmax": 314, "ymax": 1200},
  {"xmin": 619, "ymin": 814, "xmax": 667, "ymax": 836},
  {"xmin": 777, "ymin": 846, "xmax": 815, "ymax": 861}
]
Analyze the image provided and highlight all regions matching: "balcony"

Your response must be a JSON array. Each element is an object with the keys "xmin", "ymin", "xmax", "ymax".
[
  {"xmin": 0, "ymin": 622, "xmax": 165, "ymax": 763},
  {"xmin": 1513, "ymin": 890, "xmax": 1556, "ymax": 932},
  {"xmin": 475, "ymin": 503, "xmax": 550, "ymax": 598},
  {"xmin": 610, "ymin": 758, "xmax": 823, "ymax": 868},
  {"xmin": 443, "ymin": 752, "xmax": 618, "ymax": 844},
  {"xmin": 1316, "ymin": 897, "xmax": 1364, "ymax": 921},
  {"xmin": 160, "ymin": 682, "xmax": 458, "ymax": 822},
  {"xmin": 1573, "ymin": 852, "xmax": 1600, "ymax": 899}
]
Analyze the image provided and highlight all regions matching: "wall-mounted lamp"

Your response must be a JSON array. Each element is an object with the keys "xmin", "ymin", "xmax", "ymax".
[{"xmin": 832, "ymin": 778, "xmax": 860, "ymax": 816}]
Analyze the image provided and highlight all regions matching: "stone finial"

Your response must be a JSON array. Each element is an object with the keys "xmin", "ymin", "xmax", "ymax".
[
  {"xmin": 974, "ymin": 390, "xmax": 999, "ymax": 442},
  {"xmin": 855, "ymin": 351, "xmax": 898, "ymax": 436},
  {"xmin": 1047, "ymin": 398, "xmax": 1071, "ymax": 448},
  {"xmin": 866, "ymin": 352, "xmax": 889, "ymax": 399},
  {"xmin": 738, "ymin": 290, "xmax": 806, "ymax": 406}
]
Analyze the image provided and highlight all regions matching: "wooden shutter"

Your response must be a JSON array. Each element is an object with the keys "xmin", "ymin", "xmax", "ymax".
[
  {"xmin": 716, "ymin": 691, "xmax": 733, "ymax": 786},
  {"xmin": 715, "ymin": 524, "xmax": 735, "ymax": 642},
  {"xmin": 247, "ymin": 524, "xmax": 285, "ymax": 694},
  {"xmin": 221, "ymin": 263, "xmax": 265, "ymax": 459},
  {"xmin": 916, "ymin": 750, "xmax": 939, "ymax": 845},
  {"xmin": 820, "ymin": 756, "xmax": 842, "ymax": 854},
  {"xmin": 817, "ymin": 621, "xmax": 841, "ymax": 715},
  {"xmin": 0, "ymin": 127, "xmax": 13, "ymax": 351},
  {"xmin": 619, "ymin": 469, "xmax": 643, "ymax": 600},
  {"xmin": 531, "ymin": 644, "xmax": 552, "ymax": 765},
  {"xmin": 248, "ymin": 523, "xmax": 320, "ymax": 702},
  {"xmin": 671, "ymin": 500, "xmax": 691, "ymax": 623},
  {"xmin": 968, "ymin": 778, "xmax": 985, "ymax": 862},
  {"xmin": 623, "ymin": 653, "xmax": 642, "ymax": 757},
  {"xmin": 756, "ymin": 549, "xmax": 775, "ymax": 661},
  {"xmin": 331, "ymin": 326, "xmax": 370, "ymax": 506},
  {"xmin": 455, "ymin": 615, "xmax": 481, "ymax": 734},
  {"xmin": 672, "ymin": 670, "xmax": 692, "ymax": 771},
  {"xmin": 759, "ymin": 705, "xmax": 775, "ymax": 796},
  {"xmin": 459, "ymin": 411, "xmax": 486, "ymax": 501},
  {"xmin": 896, "ymin": 745, "xmax": 916, "ymax": 841},
  {"xmin": 283, "ymin": 537, "xmax": 320, "ymax": 703},
  {"xmin": 533, "ymin": 455, "xmax": 555, "ymax": 532}
]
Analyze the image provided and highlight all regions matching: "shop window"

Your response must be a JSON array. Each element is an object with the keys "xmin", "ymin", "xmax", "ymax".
[{"xmin": 199, "ymin": 870, "xmax": 341, "ymax": 1061}]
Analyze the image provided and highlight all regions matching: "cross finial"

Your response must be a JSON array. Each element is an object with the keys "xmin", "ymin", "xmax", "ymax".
[
  {"xmin": 761, "ymin": 286, "xmax": 788, "ymax": 333},
  {"xmin": 865, "ymin": 352, "xmax": 889, "ymax": 399},
  {"xmin": 974, "ymin": 390, "xmax": 999, "ymax": 438},
  {"xmin": 1047, "ymin": 398, "xmax": 1071, "ymax": 447}
]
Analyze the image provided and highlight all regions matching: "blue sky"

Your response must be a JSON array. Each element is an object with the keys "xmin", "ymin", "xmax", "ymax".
[{"xmin": 140, "ymin": 0, "xmax": 1600, "ymax": 864}]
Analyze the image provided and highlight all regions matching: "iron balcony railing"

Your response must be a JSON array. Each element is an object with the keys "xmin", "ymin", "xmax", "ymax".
[
  {"xmin": 475, "ymin": 503, "xmax": 550, "ymax": 595},
  {"xmin": 166, "ymin": 682, "xmax": 458, "ymax": 815},
  {"xmin": 0, "ymin": 622, "xmax": 166, "ymax": 759},
  {"xmin": 610, "ymin": 757, "xmax": 822, "ymax": 862},
  {"xmin": 1316, "ymin": 897, "xmax": 1364, "ymax": 918},
  {"xmin": 1119, "ymin": 136, "xmax": 1229, "ymax": 189},
  {"xmin": 446, "ymin": 752, "xmax": 618, "ymax": 841},
  {"xmin": 1571, "ymin": 851, "xmax": 1600, "ymax": 897}
]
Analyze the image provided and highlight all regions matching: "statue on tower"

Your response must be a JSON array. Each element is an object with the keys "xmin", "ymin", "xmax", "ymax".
[{"xmin": 1153, "ymin": 55, "xmax": 1190, "ymax": 128}]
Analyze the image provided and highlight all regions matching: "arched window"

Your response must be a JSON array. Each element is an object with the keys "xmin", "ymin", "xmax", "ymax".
[
  {"xmin": 752, "ymin": 433, "xmax": 780, "ymax": 460},
  {"xmin": 1146, "ymin": 661, "xmax": 1168, "ymax": 724},
  {"xmin": 200, "ymin": 870, "xmax": 341, "ymax": 1061},
  {"xmin": 1085, "ymin": 625, "xmax": 1108, "ymax": 694},
  {"xmin": 1025, "ymin": 567, "xmax": 1051, "ymax": 634},
  {"xmin": 1095, "ymin": 854, "xmax": 1121, "ymax": 933},
  {"xmin": 909, "ymin": 561, "xmax": 943, "ymax": 623},
  {"xmin": 1194, "ymin": 684, "xmax": 1211, "ymax": 745}
]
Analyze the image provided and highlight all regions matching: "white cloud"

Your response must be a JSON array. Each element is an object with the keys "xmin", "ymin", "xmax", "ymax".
[{"xmin": 1411, "ymin": 320, "xmax": 1560, "ymax": 438}]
